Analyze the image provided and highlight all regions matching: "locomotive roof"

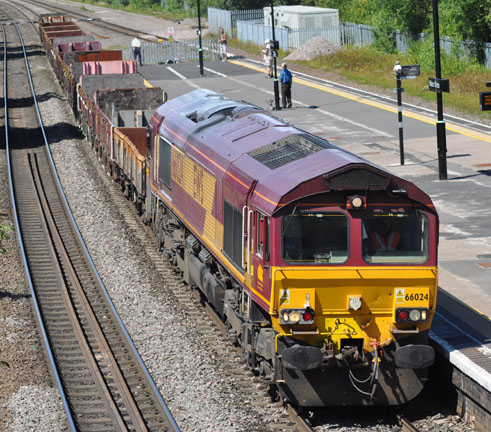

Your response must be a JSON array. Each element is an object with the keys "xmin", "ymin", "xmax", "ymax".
[{"xmin": 156, "ymin": 89, "xmax": 434, "ymax": 215}]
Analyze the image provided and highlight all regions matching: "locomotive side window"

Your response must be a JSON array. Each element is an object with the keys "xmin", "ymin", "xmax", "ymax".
[
  {"xmin": 362, "ymin": 210, "xmax": 429, "ymax": 264},
  {"xmin": 158, "ymin": 136, "xmax": 172, "ymax": 189},
  {"xmin": 282, "ymin": 212, "xmax": 348, "ymax": 264},
  {"xmin": 256, "ymin": 213, "xmax": 264, "ymax": 258},
  {"xmin": 223, "ymin": 201, "xmax": 243, "ymax": 269}
]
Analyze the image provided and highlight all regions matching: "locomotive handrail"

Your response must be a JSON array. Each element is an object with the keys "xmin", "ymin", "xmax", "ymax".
[
  {"xmin": 242, "ymin": 205, "xmax": 247, "ymax": 270},
  {"xmin": 247, "ymin": 209, "xmax": 253, "ymax": 272}
]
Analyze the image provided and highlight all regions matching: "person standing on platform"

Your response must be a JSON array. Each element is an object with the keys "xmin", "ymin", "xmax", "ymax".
[
  {"xmin": 279, "ymin": 63, "xmax": 292, "ymax": 108},
  {"xmin": 261, "ymin": 40, "xmax": 273, "ymax": 77},
  {"xmin": 131, "ymin": 36, "xmax": 142, "ymax": 66},
  {"xmin": 219, "ymin": 27, "xmax": 227, "ymax": 61}
]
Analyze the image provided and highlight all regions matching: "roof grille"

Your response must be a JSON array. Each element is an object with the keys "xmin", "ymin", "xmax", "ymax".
[
  {"xmin": 248, "ymin": 133, "xmax": 333, "ymax": 169},
  {"xmin": 325, "ymin": 169, "xmax": 390, "ymax": 190}
]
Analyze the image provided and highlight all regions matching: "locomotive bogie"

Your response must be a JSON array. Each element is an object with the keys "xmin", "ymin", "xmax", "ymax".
[{"xmin": 275, "ymin": 330, "xmax": 432, "ymax": 406}]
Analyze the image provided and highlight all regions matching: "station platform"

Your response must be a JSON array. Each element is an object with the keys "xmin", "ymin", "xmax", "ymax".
[
  {"xmin": 139, "ymin": 60, "xmax": 491, "ymax": 422},
  {"xmin": 140, "ymin": 58, "xmax": 491, "ymax": 319}
]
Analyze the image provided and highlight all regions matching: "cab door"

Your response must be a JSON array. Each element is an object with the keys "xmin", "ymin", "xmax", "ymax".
[{"xmin": 250, "ymin": 211, "xmax": 272, "ymax": 309}]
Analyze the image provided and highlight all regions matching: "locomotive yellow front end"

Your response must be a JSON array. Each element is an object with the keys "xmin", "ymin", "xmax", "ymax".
[{"xmin": 269, "ymin": 200, "xmax": 438, "ymax": 406}]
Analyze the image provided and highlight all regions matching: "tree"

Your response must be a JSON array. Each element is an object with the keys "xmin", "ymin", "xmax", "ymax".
[{"xmin": 440, "ymin": 0, "xmax": 491, "ymax": 63}]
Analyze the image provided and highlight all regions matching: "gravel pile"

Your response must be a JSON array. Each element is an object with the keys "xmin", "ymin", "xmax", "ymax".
[{"xmin": 285, "ymin": 36, "xmax": 341, "ymax": 61}]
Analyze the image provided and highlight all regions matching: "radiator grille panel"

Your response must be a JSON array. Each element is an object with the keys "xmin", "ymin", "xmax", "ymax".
[
  {"xmin": 249, "ymin": 133, "xmax": 333, "ymax": 170},
  {"xmin": 326, "ymin": 169, "xmax": 390, "ymax": 190}
]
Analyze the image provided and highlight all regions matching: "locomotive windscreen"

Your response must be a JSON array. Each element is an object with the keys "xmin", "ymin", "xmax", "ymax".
[
  {"xmin": 362, "ymin": 209, "xmax": 430, "ymax": 264},
  {"xmin": 282, "ymin": 212, "xmax": 348, "ymax": 264}
]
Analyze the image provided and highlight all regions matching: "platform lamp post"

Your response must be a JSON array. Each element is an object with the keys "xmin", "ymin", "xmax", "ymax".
[
  {"xmin": 432, "ymin": 0, "xmax": 447, "ymax": 180},
  {"xmin": 394, "ymin": 61, "xmax": 405, "ymax": 165},
  {"xmin": 270, "ymin": 1, "xmax": 280, "ymax": 110},
  {"xmin": 197, "ymin": 0, "xmax": 204, "ymax": 75}
]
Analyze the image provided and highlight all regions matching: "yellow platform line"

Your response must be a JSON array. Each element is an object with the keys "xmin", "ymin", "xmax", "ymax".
[{"xmin": 229, "ymin": 59, "xmax": 491, "ymax": 143}]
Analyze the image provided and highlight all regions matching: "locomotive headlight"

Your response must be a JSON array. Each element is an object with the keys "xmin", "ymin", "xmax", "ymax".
[
  {"xmin": 289, "ymin": 311, "xmax": 301, "ymax": 323},
  {"xmin": 350, "ymin": 196, "xmax": 363, "ymax": 209},
  {"xmin": 280, "ymin": 308, "xmax": 315, "ymax": 324},
  {"xmin": 348, "ymin": 295, "xmax": 362, "ymax": 310},
  {"xmin": 395, "ymin": 308, "xmax": 429, "ymax": 323},
  {"xmin": 346, "ymin": 195, "xmax": 366, "ymax": 209}
]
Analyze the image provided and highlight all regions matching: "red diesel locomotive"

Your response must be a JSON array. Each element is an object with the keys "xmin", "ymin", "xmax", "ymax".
[
  {"xmin": 39, "ymin": 15, "xmax": 438, "ymax": 406},
  {"xmin": 147, "ymin": 89, "xmax": 439, "ymax": 406}
]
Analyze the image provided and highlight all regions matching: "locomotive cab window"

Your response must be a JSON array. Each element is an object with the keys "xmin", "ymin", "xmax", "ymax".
[
  {"xmin": 223, "ymin": 201, "xmax": 243, "ymax": 269},
  {"xmin": 256, "ymin": 213, "xmax": 264, "ymax": 258},
  {"xmin": 282, "ymin": 212, "xmax": 348, "ymax": 264},
  {"xmin": 362, "ymin": 209, "xmax": 429, "ymax": 264},
  {"xmin": 158, "ymin": 136, "xmax": 172, "ymax": 189}
]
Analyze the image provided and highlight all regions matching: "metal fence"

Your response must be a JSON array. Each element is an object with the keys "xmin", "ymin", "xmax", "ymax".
[
  {"xmin": 124, "ymin": 40, "xmax": 221, "ymax": 64},
  {"xmin": 343, "ymin": 22, "xmax": 373, "ymax": 46},
  {"xmin": 485, "ymin": 43, "xmax": 491, "ymax": 69},
  {"xmin": 236, "ymin": 20, "xmax": 289, "ymax": 51},
  {"xmin": 289, "ymin": 26, "xmax": 341, "ymax": 49},
  {"xmin": 208, "ymin": 7, "xmax": 263, "ymax": 37}
]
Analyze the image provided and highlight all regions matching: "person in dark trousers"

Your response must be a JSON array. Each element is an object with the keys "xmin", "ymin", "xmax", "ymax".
[
  {"xmin": 279, "ymin": 63, "xmax": 292, "ymax": 108},
  {"xmin": 131, "ymin": 36, "xmax": 142, "ymax": 66}
]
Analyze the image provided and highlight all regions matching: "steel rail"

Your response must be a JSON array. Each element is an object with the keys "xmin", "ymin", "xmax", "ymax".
[
  {"xmin": 4, "ymin": 14, "xmax": 181, "ymax": 432},
  {"xmin": 397, "ymin": 414, "xmax": 420, "ymax": 432},
  {"xmin": 28, "ymin": 152, "xmax": 128, "ymax": 430},
  {"xmin": 19, "ymin": 0, "xmax": 168, "ymax": 42},
  {"xmin": 12, "ymin": 12, "xmax": 178, "ymax": 430},
  {"xmin": 18, "ymin": 12, "xmax": 180, "ymax": 430},
  {"xmin": 3, "ymin": 20, "xmax": 77, "ymax": 432},
  {"xmin": 0, "ymin": 0, "xmax": 39, "ymax": 34}
]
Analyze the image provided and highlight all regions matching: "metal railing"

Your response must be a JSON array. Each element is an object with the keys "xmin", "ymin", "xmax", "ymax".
[{"xmin": 124, "ymin": 39, "xmax": 221, "ymax": 64}]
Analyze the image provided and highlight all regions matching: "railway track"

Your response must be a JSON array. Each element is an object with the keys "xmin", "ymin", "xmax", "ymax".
[
  {"xmin": 21, "ymin": 0, "xmax": 169, "ymax": 42},
  {"xmin": 3, "ymin": 2, "xmax": 485, "ymax": 431},
  {"xmin": 3, "ymin": 7, "xmax": 179, "ymax": 432}
]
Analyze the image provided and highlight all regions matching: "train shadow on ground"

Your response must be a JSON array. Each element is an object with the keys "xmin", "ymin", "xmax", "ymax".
[
  {"xmin": 306, "ymin": 359, "xmax": 461, "ymax": 429},
  {"xmin": 0, "ymin": 122, "xmax": 84, "ymax": 150}
]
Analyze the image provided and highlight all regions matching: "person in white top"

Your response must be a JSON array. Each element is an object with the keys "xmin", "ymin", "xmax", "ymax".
[
  {"xmin": 218, "ymin": 28, "xmax": 227, "ymax": 61},
  {"xmin": 131, "ymin": 36, "xmax": 142, "ymax": 66},
  {"xmin": 261, "ymin": 40, "xmax": 273, "ymax": 78}
]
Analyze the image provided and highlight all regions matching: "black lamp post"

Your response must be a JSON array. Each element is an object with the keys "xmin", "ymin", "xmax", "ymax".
[
  {"xmin": 270, "ymin": 1, "xmax": 280, "ymax": 110},
  {"xmin": 432, "ymin": 0, "xmax": 447, "ymax": 180},
  {"xmin": 197, "ymin": 0, "xmax": 203, "ymax": 75},
  {"xmin": 394, "ymin": 61, "xmax": 405, "ymax": 165}
]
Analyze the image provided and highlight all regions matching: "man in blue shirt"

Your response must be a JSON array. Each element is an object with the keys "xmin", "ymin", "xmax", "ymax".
[{"xmin": 279, "ymin": 63, "xmax": 292, "ymax": 108}]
